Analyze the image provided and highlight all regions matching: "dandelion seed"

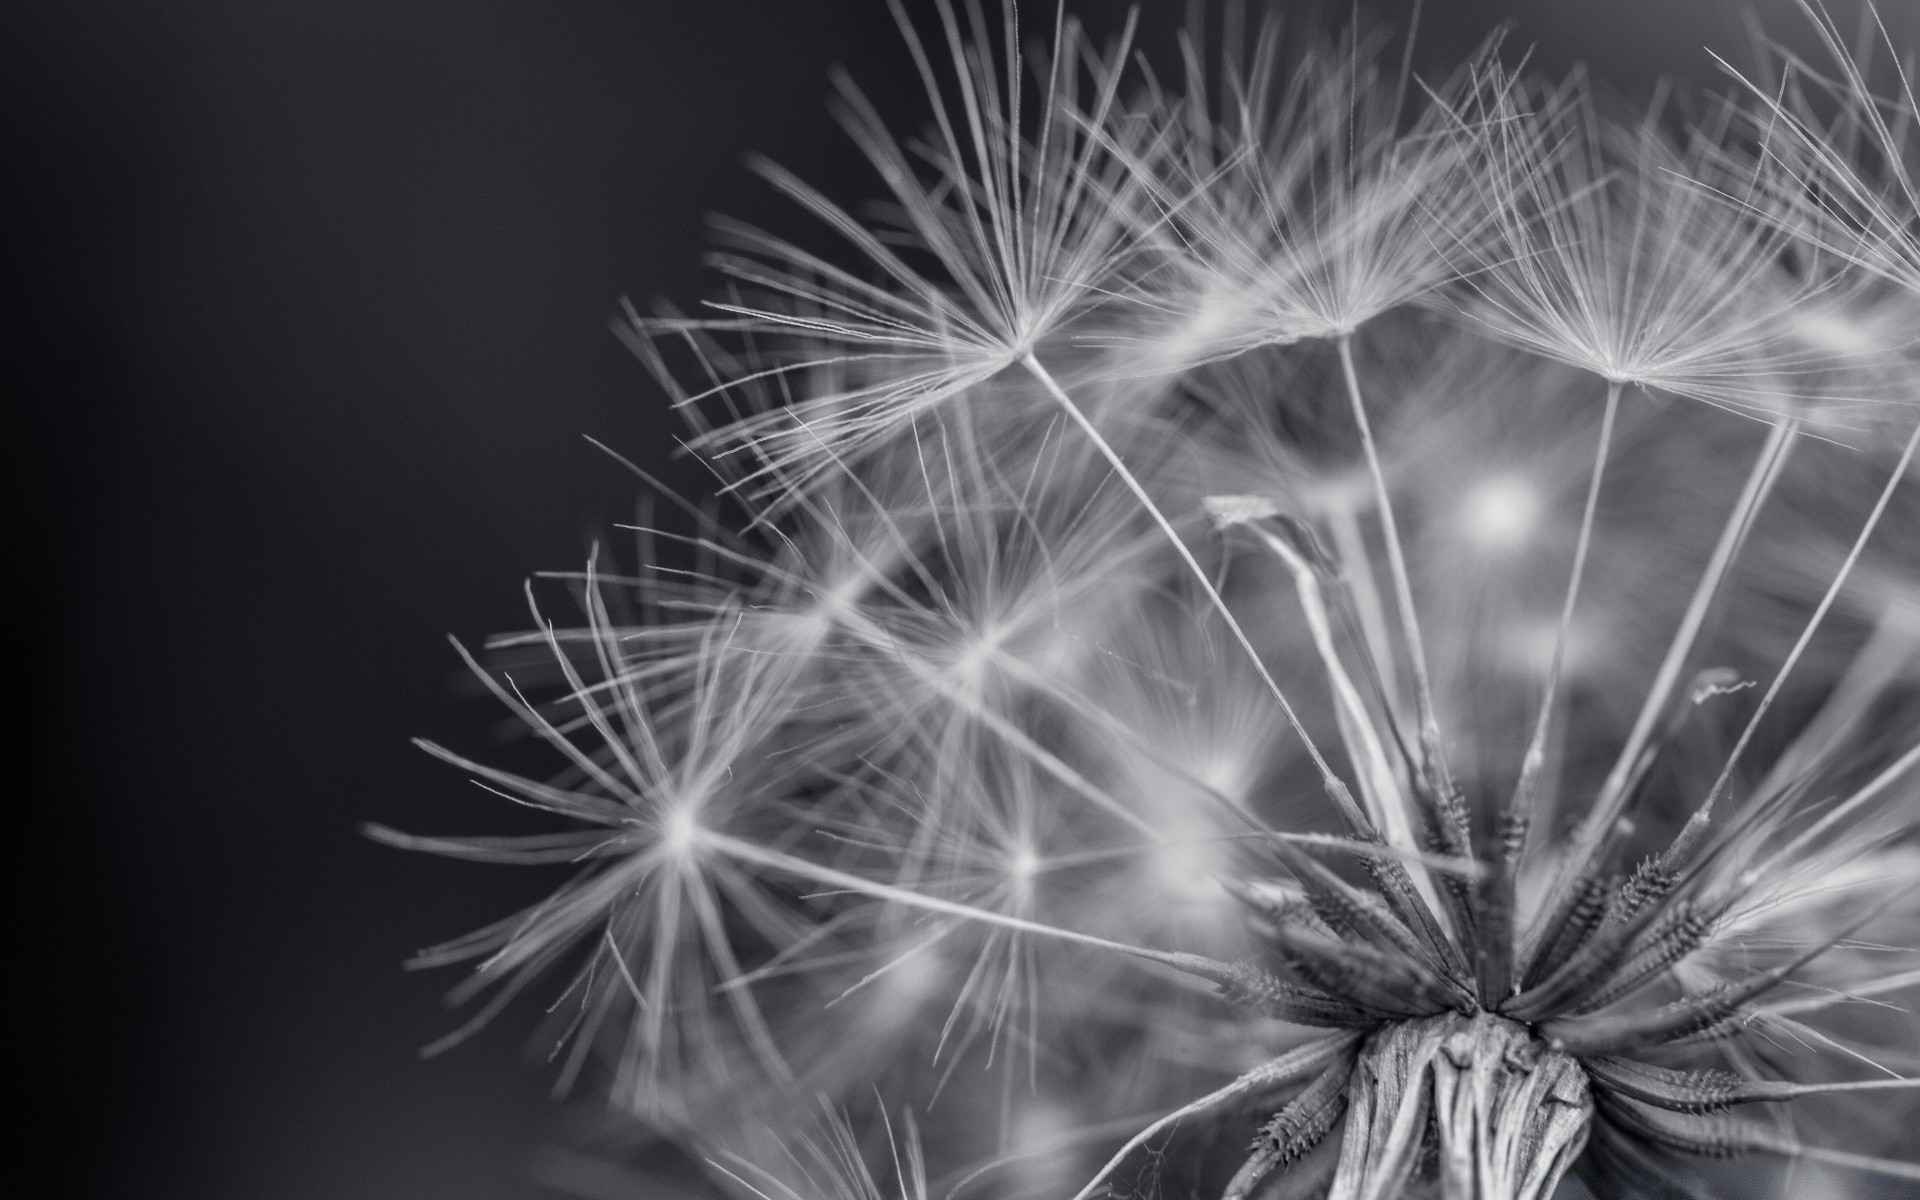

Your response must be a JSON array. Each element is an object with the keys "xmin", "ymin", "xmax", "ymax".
[
  {"xmin": 1446, "ymin": 68, "xmax": 1850, "ymax": 417},
  {"xmin": 385, "ymin": 3, "xmax": 1920, "ymax": 1195},
  {"xmin": 639, "ymin": 0, "xmax": 1146, "ymax": 499},
  {"xmin": 1726, "ymin": 1, "xmax": 1920, "ymax": 304}
]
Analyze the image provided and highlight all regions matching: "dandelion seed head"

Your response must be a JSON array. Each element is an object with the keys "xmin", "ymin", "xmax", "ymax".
[{"xmin": 386, "ymin": 1, "xmax": 1920, "ymax": 1193}]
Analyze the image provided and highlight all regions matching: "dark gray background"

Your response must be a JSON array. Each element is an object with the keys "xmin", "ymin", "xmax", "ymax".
[{"xmin": 15, "ymin": 1, "xmax": 1910, "ymax": 1197}]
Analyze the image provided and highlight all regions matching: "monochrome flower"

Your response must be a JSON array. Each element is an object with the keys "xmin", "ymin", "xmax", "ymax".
[
  {"xmin": 1727, "ymin": 0, "xmax": 1920, "ymax": 303},
  {"xmin": 1103, "ymin": 23, "xmax": 1492, "ymax": 370},
  {"xmin": 384, "ymin": 4, "xmax": 1920, "ymax": 1196},
  {"xmin": 1443, "ymin": 71, "xmax": 1850, "ymax": 419},
  {"xmin": 643, "ymin": 2, "xmax": 1145, "ymax": 499}
]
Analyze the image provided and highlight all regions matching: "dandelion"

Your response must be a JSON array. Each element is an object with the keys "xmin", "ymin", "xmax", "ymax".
[
  {"xmin": 1105, "ymin": 21, "xmax": 1493, "ymax": 364},
  {"xmin": 651, "ymin": 0, "xmax": 1143, "ymax": 496},
  {"xmin": 368, "ymin": 597, "xmax": 810, "ymax": 1120},
  {"xmin": 1444, "ymin": 74, "xmax": 1840, "ymax": 416},
  {"xmin": 383, "ymin": 3, "xmax": 1920, "ymax": 1197},
  {"xmin": 1725, "ymin": 0, "xmax": 1920, "ymax": 302}
]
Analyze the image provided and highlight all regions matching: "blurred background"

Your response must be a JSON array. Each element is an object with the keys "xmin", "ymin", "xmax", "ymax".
[{"xmin": 13, "ymin": 1, "xmax": 1914, "ymax": 1197}]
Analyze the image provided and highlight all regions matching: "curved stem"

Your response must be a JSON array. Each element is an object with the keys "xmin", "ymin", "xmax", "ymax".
[
  {"xmin": 1257, "ymin": 528, "xmax": 1416, "ymax": 855},
  {"xmin": 1335, "ymin": 335, "xmax": 1451, "ymax": 797},
  {"xmin": 1328, "ymin": 504, "xmax": 1402, "ymax": 706},
  {"xmin": 1250, "ymin": 526, "xmax": 1454, "ymax": 954}
]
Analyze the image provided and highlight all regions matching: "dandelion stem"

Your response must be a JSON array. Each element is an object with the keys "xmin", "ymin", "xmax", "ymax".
[
  {"xmin": 831, "ymin": 604, "xmax": 1165, "ymax": 841},
  {"xmin": 1255, "ymin": 528, "xmax": 1413, "ymax": 847},
  {"xmin": 1484, "ymin": 379, "xmax": 1620, "ymax": 1003},
  {"xmin": 1596, "ymin": 417, "xmax": 1796, "ymax": 820},
  {"xmin": 1335, "ymin": 334, "xmax": 1455, "ymax": 805},
  {"xmin": 1526, "ymin": 416, "xmax": 1797, "ymax": 958},
  {"xmin": 1509, "ymin": 379, "xmax": 1619, "ymax": 821},
  {"xmin": 1327, "ymin": 504, "xmax": 1401, "ymax": 707},
  {"xmin": 1250, "ymin": 527, "xmax": 1449, "ymax": 940},
  {"xmin": 1019, "ymin": 352, "xmax": 1370, "ymax": 833},
  {"xmin": 701, "ymin": 828, "xmax": 1213, "ymax": 974},
  {"xmin": 1681, "ymin": 418, "xmax": 1920, "ymax": 855}
]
